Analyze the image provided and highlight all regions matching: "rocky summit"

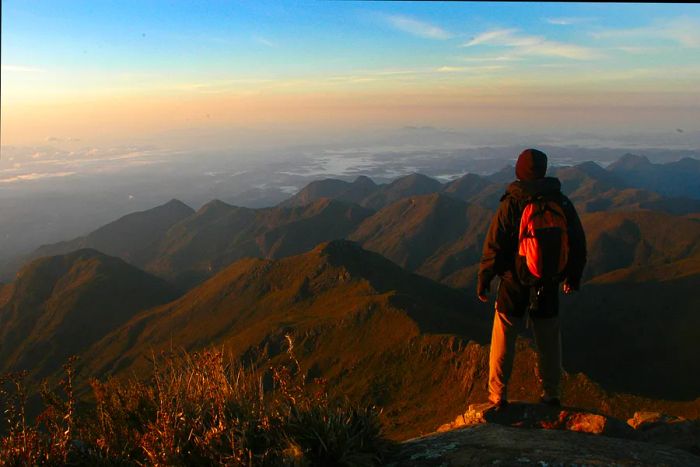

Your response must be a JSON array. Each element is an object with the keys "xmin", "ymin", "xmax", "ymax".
[{"xmin": 388, "ymin": 402, "xmax": 700, "ymax": 466}]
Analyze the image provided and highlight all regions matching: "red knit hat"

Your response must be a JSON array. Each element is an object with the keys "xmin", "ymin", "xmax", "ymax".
[{"xmin": 516, "ymin": 148, "xmax": 548, "ymax": 181}]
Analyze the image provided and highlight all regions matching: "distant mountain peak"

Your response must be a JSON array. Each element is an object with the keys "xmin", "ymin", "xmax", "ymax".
[
  {"xmin": 279, "ymin": 178, "xmax": 368, "ymax": 207},
  {"xmin": 488, "ymin": 165, "xmax": 515, "ymax": 183},
  {"xmin": 367, "ymin": 173, "xmax": 443, "ymax": 201},
  {"xmin": 162, "ymin": 198, "xmax": 193, "ymax": 211},
  {"xmin": 401, "ymin": 172, "xmax": 426, "ymax": 179},
  {"xmin": 675, "ymin": 156, "xmax": 700, "ymax": 168},
  {"xmin": 391, "ymin": 172, "xmax": 440, "ymax": 187},
  {"xmin": 352, "ymin": 175, "xmax": 376, "ymax": 186},
  {"xmin": 297, "ymin": 196, "xmax": 371, "ymax": 214},
  {"xmin": 201, "ymin": 198, "xmax": 233, "ymax": 209},
  {"xmin": 442, "ymin": 173, "xmax": 492, "ymax": 198},
  {"xmin": 314, "ymin": 239, "xmax": 363, "ymax": 258},
  {"xmin": 555, "ymin": 160, "xmax": 622, "ymax": 188},
  {"xmin": 196, "ymin": 199, "xmax": 239, "ymax": 217},
  {"xmin": 62, "ymin": 247, "xmax": 108, "ymax": 260},
  {"xmin": 575, "ymin": 160, "xmax": 606, "ymax": 173},
  {"xmin": 609, "ymin": 153, "xmax": 653, "ymax": 171},
  {"xmin": 18, "ymin": 248, "xmax": 106, "ymax": 280},
  {"xmin": 456, "ymin": 172, "xmax": 482, "ymax": 181},
  {"xmin": 22, "ymin": 198, "xmax": 197, "ymax": 274}
]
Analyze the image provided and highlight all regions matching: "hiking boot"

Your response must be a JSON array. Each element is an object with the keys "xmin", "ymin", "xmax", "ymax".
[
  {"xmin": 540, "ymin": 396, "xmax": 561, "ymax": 407},
  {"xmin": 491, "ymin": 399, "xmax": 509, "ymax": 411}
]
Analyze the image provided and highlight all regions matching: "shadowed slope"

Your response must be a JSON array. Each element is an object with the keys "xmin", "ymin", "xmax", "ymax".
[
  {"xmin": 349, "ymin": 193, "xmax": 491, "ymax": 287},
  {"xmin": 279, "ymin": 175, "xmax": 378, "ymax": 207},
  {"xmin": 562, "ymin": 259, "xmax": 700, "ymax": 399},
  {"xmin": 282, "ymin": 173, "xmax": 445, "ymax": 210},
  {"xmin": 608, "ymin": 154, "xmax": 700, "ymax": 199},
  {"xmin": 31, "ymin": 199, "xmax": 194, "ymax": 266},
  {"xmin": 361, "ymin": 173, "xmax": 444, "ymax": 209},
  {"xmin": 144, "ymin": 200, "xmax": 259, "ymax": 285},
  {"xmin": 145, "ymin": 198, "xmax": 374, "ymax": 287},
  {"xmin": 86, "ymin": 240, "xmax": 488, "ymax": 377},
  {"xmin": 551, "ymin": 162, "xmax": 700, "ymax": 214},
  {"xmin": 0, "ymin": 249, "xmax": 178, "ymax": 378},
  {"xmin": 442, "ymin": 173, "xmax": 504, "ymax": 210},
  {"xmin": 255, "ymin": 198, "xmax": 375, "ymax": 258},
  {"xmin": 442, "ymin": 173, "xmax": 494, "ymax": 201},
  {"xmin": 581, "ymin": 210, "xmax": 700, "ymax": 280}
]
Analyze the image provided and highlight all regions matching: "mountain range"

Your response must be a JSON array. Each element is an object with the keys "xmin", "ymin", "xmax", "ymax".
[
  {"xmin": 282, "ymin": 157, "xmax": 700, "ymax": 214},
  {"xmin": 1, "ymin": 152, "xmax": 699, "ymax": 438},
  {"xmin": 608, "ymin": 153, "xmax": 700, "ymax": 199},
  {"xmin": 9, "ymin": 156, "xmax": 698, "ymax": 291}
]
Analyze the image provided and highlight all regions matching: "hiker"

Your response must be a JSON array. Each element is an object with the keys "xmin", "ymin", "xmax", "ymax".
[{"xmin": 477, "ymin": 148, "xmax": 586, "ymax": 409}]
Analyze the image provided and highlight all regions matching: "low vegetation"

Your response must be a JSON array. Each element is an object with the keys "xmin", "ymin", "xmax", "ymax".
[{"xmin": 0, "ymin": 344, "xmax": 390, "ymax": 466}]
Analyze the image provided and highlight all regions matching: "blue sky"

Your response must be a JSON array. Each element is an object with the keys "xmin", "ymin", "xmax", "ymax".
[
  {"xmin": 2, "ymin": 1, "xmax": 699, "ymax": 147},
  {"xmin": 4, "ymin": 2, "xmax": 697, "ymax": 76}
]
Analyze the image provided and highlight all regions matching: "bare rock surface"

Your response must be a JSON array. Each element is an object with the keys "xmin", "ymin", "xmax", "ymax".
[
  {"xmin": 387, "ymin": 403, "xmax": 700, "ymax": 466},
  {"xmin": 628, "ymin": 411, "xmax": 700, "ymax": 456},
  {"xmin": 389, "ymin": 423, "xmax": 700, "ymax": 466}
]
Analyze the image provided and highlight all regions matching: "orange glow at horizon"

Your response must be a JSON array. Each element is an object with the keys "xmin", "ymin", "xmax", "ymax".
[{"xmin": 3, "ymin": 84, "xmax": 698, "ymax": 148}]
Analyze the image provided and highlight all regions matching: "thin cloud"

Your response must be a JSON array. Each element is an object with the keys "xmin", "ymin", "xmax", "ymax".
[
  {"xmin": 614, "ymin": 46, "xmax": 666, "ymax": 55},
  {"xmin": 44, "ymin": 136, "xmax": 80, "ymax": 143},
  {"xmin": 0, "ymin": 172, "xmax": 76, "ymax": 183},
  {"xmin": 462, "ymin": 28, "xmax": 601, "ymax": 60},
  {"xmin": 385, "ymin": 14, "xmax": 452, "ymax": 40},
  {"xmin": 1, "ymin": 65, "xmax": 46, "ymax": 73},
  {"xmin": 462, "ymin": 29, "xmax": 516, "ymax": 47},
  {"xmin": 592, "ymin": 16, "xmax": 700, "ymax": 48},
  {"xmin": 545, "ymin": 17, "xmax": 595, "ymax": 26},
  {"xmin": 372, "ymin": 69, "xmax": 425, "ymax": 76},
  {"xmin": 253, "ymin": 35, "xmax": 276, "ymax": 48},
  {"xmin": 459, "ymin": 55, "xmax": 521, "ymax": 63},
  {"xmin": 436, "ymin": 65, "xmax": 507, "ymax": 73}
]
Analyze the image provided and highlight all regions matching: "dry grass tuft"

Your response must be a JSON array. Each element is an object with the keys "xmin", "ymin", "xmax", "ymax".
[{"xmin": 1, "ymin": 345, "xmax": 389, "ymax": 466}]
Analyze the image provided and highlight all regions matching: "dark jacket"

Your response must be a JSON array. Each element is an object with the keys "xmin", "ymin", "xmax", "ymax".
[{"xmin": 477, "ymin": 177, "xmax": 587, "ymax": 317}]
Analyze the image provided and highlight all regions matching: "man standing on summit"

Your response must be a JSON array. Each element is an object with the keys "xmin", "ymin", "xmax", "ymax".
[{"xmin": 477, "ymin": 148, "xmax": 586, "ymax": 408}]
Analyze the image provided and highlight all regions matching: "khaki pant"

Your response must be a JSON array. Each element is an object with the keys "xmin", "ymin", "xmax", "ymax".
[{"xmin": 488, "ymin": 310, "xmax": 562, "ymax": 404}]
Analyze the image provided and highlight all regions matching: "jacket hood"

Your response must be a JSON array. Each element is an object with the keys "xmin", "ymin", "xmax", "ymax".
[{"xmin": 505, "ymin": 177, "xmax": 562, "ymax": 200}]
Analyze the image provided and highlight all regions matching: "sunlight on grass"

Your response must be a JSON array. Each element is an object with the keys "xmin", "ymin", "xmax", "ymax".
[{"xmin": 0, "ymin": 347, "xmax": 390, "ymax": 466}]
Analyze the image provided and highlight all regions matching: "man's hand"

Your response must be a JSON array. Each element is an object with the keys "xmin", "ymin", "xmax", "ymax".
[
  {"xmin": 477, "ymin": 285, "xmax": 489, "ymax": 303},
  {"xmin": 477, "ymin": 280, "xmax": 490, "ymax": 303},
  {"xmin": 562, "ymin": 282, "xmax": 574, "ymax": 295}
]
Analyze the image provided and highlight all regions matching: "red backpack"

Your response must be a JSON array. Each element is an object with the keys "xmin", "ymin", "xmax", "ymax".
[{"xmin": 517, "ymin": 196, "xmax": 569, "ymax": 284}]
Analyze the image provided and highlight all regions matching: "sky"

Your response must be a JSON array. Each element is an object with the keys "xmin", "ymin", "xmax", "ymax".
[{"xmin": 2, "ymin": 1, "xmax": 700, "ymax": 150}]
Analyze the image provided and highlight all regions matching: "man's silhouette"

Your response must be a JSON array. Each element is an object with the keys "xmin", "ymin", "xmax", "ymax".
[{"xmin": 477, "ymin": 148, "xmax": 586, "ymax": 408}]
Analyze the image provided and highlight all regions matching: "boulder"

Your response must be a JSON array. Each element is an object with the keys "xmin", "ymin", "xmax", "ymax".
[
  {"xmin": 628, "ymin": 412, "xmax": 700, "ymax": 456},
  {"xmin": 437, "ymin": 401, "xmax": 633, "ymax": 438},
  {"xmin": 628, "ymin": 411, "xmax": 686, "ymax": 430}
]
